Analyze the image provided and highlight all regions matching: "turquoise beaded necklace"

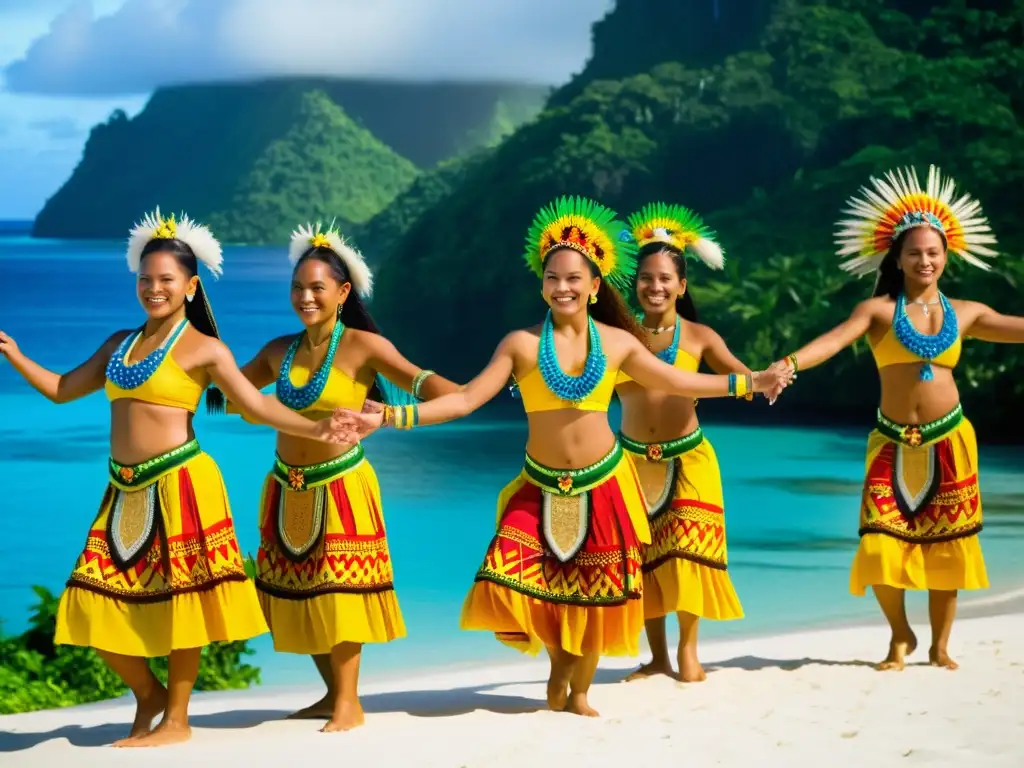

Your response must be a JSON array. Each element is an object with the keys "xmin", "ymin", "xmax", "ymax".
[
  {"xmin": 892, "ymin": 292, "xmax": 958, "ymax": 382},
  {"xmin": 106, "ymin": 319, "xmax": 188, "ymax": 390},
  {"xmin": 537, "ymin": 311, "xmax": 606, "ymax": 403},
  {"xmin": 651, "ymin": 317, "xmax": 681, "ymax": 366},
  {"xmin": 276, "ymin": 319, "xmax": 344, "ymax": 410}
]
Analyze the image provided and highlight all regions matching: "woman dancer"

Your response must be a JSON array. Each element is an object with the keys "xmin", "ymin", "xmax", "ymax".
[
  {"xmin": 616, "ymin": 203, "xmax": 746, "ymax": 684},
  {"xmin": 779, "ymin": 166, "xmax": 1023, "ymax": 670},
  {"xmin": 232, "ymin": 223, "xmax": 460, "ymax": 732},
  {"xmin": 0, "ymin": 210, "xmax": 352, "ymax": 747},
  {"xmin": 333, "ymin": 196, "xmax": 792, "ymax": 716}
]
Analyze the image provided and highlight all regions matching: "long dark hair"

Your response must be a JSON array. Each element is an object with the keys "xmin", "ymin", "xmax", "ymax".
[
  {"xmin": 139, "ymin": 238, "xmax": 225, "ymax": 413},
  {"xmin": 541, "ymin": 247, "xmax": 644, "ymax": 342},
  {"xmin": 294, "ymin": 246, "xmax": 385, "ymax": 402},
  {"xmin": 873, "ymin": 227, "xmax": 949, "ymax": 299},
  {"xmin": 636, "ymin": 242, "xmax": 698, "ymax": 322}
]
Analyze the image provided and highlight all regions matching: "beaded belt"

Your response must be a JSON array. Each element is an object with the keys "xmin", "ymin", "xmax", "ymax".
[
  {"xmin": 876, "ymin": 404, "xmax": 963, "ymax": 448},
  {"xmin": 619, "ymin": 427, "xmax": 704, "ymax": 462},
  {"xmin": 273, "ymin": 444, "xmax": 365, "ymax": 492},
  {"xmin": 523, "ymin": 442, "xmax": 622, "ymax": 497},
  {"xmin": 108, "ymin": 439, "xmax": 201, "ymax": 491}
]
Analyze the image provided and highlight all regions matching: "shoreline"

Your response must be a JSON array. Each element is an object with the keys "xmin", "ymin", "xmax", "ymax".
[{"xmin": 2, "ymin": 609, "xmax": 1021, "ymax": 766}]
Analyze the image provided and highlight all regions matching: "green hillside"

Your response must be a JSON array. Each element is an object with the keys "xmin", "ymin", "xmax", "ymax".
[
  {"xmin": 32, "ymin": 79, "xmax": 548, "ymax": 242},
  {"xmin": 369, "ymin": 0, "xmax": 1024, "ymax": 436}
]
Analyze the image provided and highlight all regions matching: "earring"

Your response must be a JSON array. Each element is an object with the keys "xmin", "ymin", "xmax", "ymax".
[
  {"xmin": 589, "ymin": 294, "xmax": 597, "ymax": 305},
  {"xmin": 186, "ymin": 293, "xmax": 194, "ymax": 303}
]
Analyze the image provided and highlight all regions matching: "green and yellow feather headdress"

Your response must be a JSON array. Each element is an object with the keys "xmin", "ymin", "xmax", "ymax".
[
  {"xmin": 627, "ymin": 202, "xmax": 725, "ymax": 270},
  {"xmin": 524, "ymin": 196, "xmax": 637, "ymax": 292}
]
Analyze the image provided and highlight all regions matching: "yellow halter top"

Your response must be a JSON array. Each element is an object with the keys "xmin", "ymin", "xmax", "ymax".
[
  {"xmin": 104, "ymin": 319, "xmax": 205, "ymax": 412},
  {"xmin": 281, "ymin": 360, "xmax": 370, "ymax": 414},
  {"xmin": 615, "ymin": 344, "xmax": 700, "ymax": 385},
  {"xmin": 869, "ymin": 328, "xmax": 962, "ymax": 371}
]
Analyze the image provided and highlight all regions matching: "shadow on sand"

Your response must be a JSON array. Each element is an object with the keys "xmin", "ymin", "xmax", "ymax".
[
  {"xmin": 0, "ymin": 654, "xmax": 883, "ymax": 751},
  {"xmin": 0, "ymin": 681, "xmax": 545, "ymax": 752}
]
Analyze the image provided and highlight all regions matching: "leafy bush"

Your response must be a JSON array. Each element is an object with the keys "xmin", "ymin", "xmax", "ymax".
[{"xmin": 0, "ymin": 580, "xmax": 261, "ymax": 716}]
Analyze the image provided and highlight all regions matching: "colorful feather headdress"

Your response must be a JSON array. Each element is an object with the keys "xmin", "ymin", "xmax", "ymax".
[
  {"xmin": 126, "ymin": 208, "xmax": 223, "ymax": 277},
  {"xmin": 835, "ymin": 165, "xmax": 998, "ymax": 276},
  {"xmin": 524, "ymin": 196, "xmax": 637, "ymax": 292},
  {"xmin": 627, "ymin": 202, "xmax": 725, "ymax": 270},
  {"xmin": 288, "ymin": 221, "xmax": 373, "ymax": 298}
]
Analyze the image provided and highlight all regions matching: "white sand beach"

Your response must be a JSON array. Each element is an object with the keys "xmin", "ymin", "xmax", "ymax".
[{"xmin": 2, "ymin": 610, "xmax": 1022, "ymax": 768}]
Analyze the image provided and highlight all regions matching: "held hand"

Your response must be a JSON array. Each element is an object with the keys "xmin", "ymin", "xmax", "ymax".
[
  {"xmin": 361, "ymin": 399, "xmax": 384, "ymax": 415},
  {"xmin": 0, "ymin": 330, "xmax": 19, "ymax": 361},
  {"xmin": 332, "ymin": 406, "xmax": 384, "ymax": 439},
  {"xmin": 311, "ymin": 415, "xmax": 358, "ymax": 446},
  {"xmin": 752, "ymin": 361, "xmax": 795, "ymax": 404}
]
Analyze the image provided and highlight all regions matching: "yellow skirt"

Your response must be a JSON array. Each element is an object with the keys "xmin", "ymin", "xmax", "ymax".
[
  {"xmin": 56, "ymin": 441, "xmax": 268, "ymax": 657},
  {"xmin": 624, "ymin": 431, "xmax": 743, "ymax": 621},
  {"xmin": 850, "ymin": 409, "xmax": 989, "ymax": 595},
  {"xmin": 461, "ymin": 445, "xmax": 649, "ymax": 658},
  {"xmin": 255, "ymin": 447, "xmax": 405, "ymax": 655}
]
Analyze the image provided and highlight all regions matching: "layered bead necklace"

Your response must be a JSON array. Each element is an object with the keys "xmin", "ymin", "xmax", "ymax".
[
  {"xmin": 892, "ymin": 292, "xmax": 958, "ymax": 382},
  {"xmin": 537, "ymin": 311, "xmax": 606, "ymax": 404},
  {"xmin": 276, "ymin": 320, "xmax": 344, "ymax": 410},
  {"xmin": 106, "ymin": 319, "xmax": 188, "ymax": 390}
]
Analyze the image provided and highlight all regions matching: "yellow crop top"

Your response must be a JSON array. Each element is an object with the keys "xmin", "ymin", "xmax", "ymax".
[
  {"xmin": 104, "ymin": 319, "xmax": 206, "ymax": 412},
  {"xmin": 516, "ymin": 366, "xmax": 618, "ymax": 413},
  {"xmin": 869, "ymin": 329, "xmax": 962, "ymax": 371},
  {"xmin": 615, "ymin": 345, "xmax": 700, "ymax": 386},
  {"xmin": 283, "ymin": 361, "xmax": 369, "ymax": 414}
]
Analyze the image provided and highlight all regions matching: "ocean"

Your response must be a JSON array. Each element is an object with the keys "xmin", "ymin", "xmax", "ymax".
[{"xmin": 1, "ymin": 231, "xmax": 1022, "ymax": 688}]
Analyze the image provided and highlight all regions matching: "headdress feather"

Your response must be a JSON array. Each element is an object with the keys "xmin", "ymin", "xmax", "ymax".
[
  {"xmin": 288, "ymin": 221, "xmax": 373, "ymax": 298},
  {"xmin": 524, "ymin": 196, "xmax": 637, "ymax": 292},
  {"xmin": 627, "ymin": 202, "xmax": 725, "ymax": 270},
  {"xmin": 126, "ymin": 207, "xmax": 223, "ymax": 277},
  {"xmin": 834, "ymin": 165, "xmax": 998, "ymax": 276}
]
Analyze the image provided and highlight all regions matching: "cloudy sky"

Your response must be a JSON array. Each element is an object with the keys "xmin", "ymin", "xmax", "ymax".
[{"xmin": 0, "ymin": 0, "xmax": 613, "ymax": 219}]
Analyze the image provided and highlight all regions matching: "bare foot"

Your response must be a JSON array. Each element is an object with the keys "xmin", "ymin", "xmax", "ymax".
[
  {"xmin": 565, "ymin": 692, "xmax": 600, "ymax": 717},
  {"xmin": 321, "ymin": 700, "xmax": 365, "ymax": 732},
  {"xmin": 678, "ymin": 647, "xmax": 707, "ymax": 683},
  {"xmin": 876, "ymin": 632, "xmax": 918, "ymax": 671},
  {"xmin": 115, "ymin": 719, "xmax": 191, "ymax": 748},
  {"xmin": 546, "ymin": 665, "xmax": 572, "ymax": 712},
  {"xmin": 111, "ymin": 688, "xmax": 167, "ymax": 745},
  {"xmin": 287, "ymin": 694, "xmax": 334, "ymax": 720},
  {"xmin": 624, "ymin": 660, "xmax": 675, "ymax": 682},
  {"xmin": 929, "ymin": 648, "xmax": 959, "ymax": 670}
]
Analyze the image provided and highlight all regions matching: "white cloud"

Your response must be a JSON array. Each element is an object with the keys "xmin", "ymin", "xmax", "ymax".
[{"xmin": 3, "ymin": 0, "xmax": 615, "ymax": 96}]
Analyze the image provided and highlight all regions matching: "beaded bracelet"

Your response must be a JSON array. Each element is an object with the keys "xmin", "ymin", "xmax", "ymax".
[{"xmin": 411, "ymin": 369, "xmax": 435, "ymax": 400}]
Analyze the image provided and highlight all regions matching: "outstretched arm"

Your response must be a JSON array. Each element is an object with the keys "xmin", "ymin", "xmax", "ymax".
[
  {"xmin": 225, "ymin": 340, "xmax": 279, "ymax": 423},
  {"xmin": 779, "ymin": 300, "xmax": 874, "ymax": 372},
  {"xmin": 700, "ymin": 327, "xmax": 752, "ymax": 375},
  {"xmin": 205, "ymin": 341, "xmax": 347, "ymax": 443},
  {"xmin": 621, "ymin": 334, "xmax": 788, "ymax": 399},
  {"xmin": 363, "ymin": 334, "xmax": 462, "ymax": 399},
  {"xmin": 961, "ymin": 302, "xmax": 1024, "ymax": 344},
  {"xmin": 0, "ymin": 329, "xmax": 129, "ymax": 404},
  {"xmin": 344, "ymin": 334, "xmax": 516, "ymax": 436}
]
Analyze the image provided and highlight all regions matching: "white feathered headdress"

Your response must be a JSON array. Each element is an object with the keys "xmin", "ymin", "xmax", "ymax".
[
  {"xmin": 126, "ymin": 207, "xmax": 224, "ymax": 278},
  {"xmin": 288, "ymin": 221, "xmax": 373, "ymax": 298},
  {"xmin": 835, "ymin": 165, "xmax": 998, "ymax": 276}
]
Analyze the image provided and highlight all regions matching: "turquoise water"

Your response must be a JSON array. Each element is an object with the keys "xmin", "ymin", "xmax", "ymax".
[{"xmin": 2, "ymin": 235, "xmax": 1023, "ymax": 687}]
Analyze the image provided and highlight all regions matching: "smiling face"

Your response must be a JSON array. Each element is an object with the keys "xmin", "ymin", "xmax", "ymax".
[
  {"xmin": 636, "ymin": 249, "xmax": 685, "ymax": 316},
  {"xmin": 898, "ymin": 226, "xmax": 948, "ymax": 289},
  {"xmin": 541, "ymin": 248, "xmax": 601, "ymax": 318},
  {"xmin": 136, "ymin": 250, "xmax": 196, "ymax": 319},
  {"xmin": 290, "ymin": 256, "xmax": 351, "ymax": 327}
]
